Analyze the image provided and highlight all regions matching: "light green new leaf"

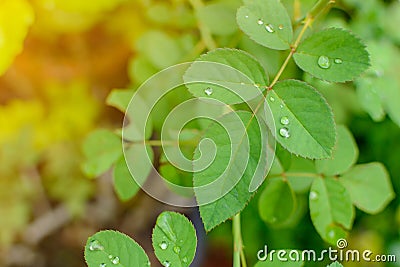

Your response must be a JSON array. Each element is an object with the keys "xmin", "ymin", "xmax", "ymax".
[
  {"xmin": 197, "ymin": 2, "xmax": 238, "ymax": 35},
  {"xmin": 310, "ymin": 177, "xmax": 355, "ymax": 245},
  {"xmin": 82, "ymin": 129, "xmax": 122, "ymax": 178},
  {"xmin": 293, "ymin": 28, "xmax": 370, "ymax": 82},
  {"xmin": 106, "ymin": 89, "xmax": 135, "ymax": 113},
  {"xmin": 113, "ymin": 145, "xmax": 154, "ymax": 201},
  {"xmin": 315, "ymin": 125, "xmax": 358, "ymax": 176},
  {"xmin": 339, "ymin": 163, "xmax": 395, "ymax": 214},
  {"xmin": 152, "ymin": 212, "xmax": 197, "ymax": 267},
  {"xmin": 254, "ymin": 250, "xmax": 305, "ymax": 267},
  {"xmin": 236, "ymin": 0, "xmax": 293, "ymax": 50},
  {"xmin": 194, "ymin": 111, "xmax": 268, "ymax": 231},
  {"xmin": 184, "ymin": 48, "xmax": 268, "ymax": 104},
  {"xmin": 267, "ymin": 80, "xmax": 336, "ymax": 159},
  {"xmin": 258, "ymin": 178, "xmax": 296, "ymax": 225},
  {"xmin": 327, "ymin": 262, "xmax": 344, "ymax": 267},
  {"xmin": 84, "ymin": 230, "xmax": 150, "ymax": 267}
]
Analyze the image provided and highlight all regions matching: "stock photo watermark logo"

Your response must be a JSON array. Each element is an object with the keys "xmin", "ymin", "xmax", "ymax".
[
  {"xmin": 257, "ymin": 238, "xmax": 397, "ymax": 264},
  {"xmin": 121, "ymin": 61, "xmax": 276, "ymax": 207}
]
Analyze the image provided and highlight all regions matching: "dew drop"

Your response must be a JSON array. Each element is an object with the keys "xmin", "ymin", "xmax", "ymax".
[
  {"xmin": 163, "ymin": 261, "xmax": 171, "ymax": 267},
  {"xmin": 280, "ymin": 104, "xmax": 284, "ymax": 108},
  {"xmin": 173, "ymin": 246, "xmax": 181, "ymax": 254},
  {"xmin": 265, "ymin": 24, "xmax": 275, "ymax": 33},
  {"xmin": 100, "ymin": 264, "xmax": 107, "ymax": 267},
  {"xmin": 159, "ymin": 241, "xmax": 168, "ymax": 250},
  {"xmin": 269, "ymin": 96, "xmax": 275, "ymax": 102},
  {"xmin": 280, "ymin": 116, "xmax": 289, "ymax": 125},
  {"xmin": 204, "ymin": 87, "xmax": 213, "ymax": 96},
  {"xmin": 318, "ymin": 56, "xmax": 331, "ymax": 69},
  {"xmin": 179, "ymin": 239, "xmax": 184, "ymax": 244},
  {"xmin": 111, "ymin": 256, "xmax": 120, "ymax": 265},
  {"xmin": 245, "ymin": 15, "xmax": 249, "ymax": 18},
  {"xmin": 89, "ymin": 240, "xmax": 104, "ymax": 251},
  {"xmin": 183, "ymin": 257, "xmax": 188, "ymax": 263},
  {"xmin": 279, "ymin": 127, "xmax": 290, "ymax": 138},
  {"xmin": 278, "ymin": 24, "xmax": 284, "ymax": 30},
  {"xmin": 310, "ymin": 191, "xmax": 318, "ymax": 200},
  {"xmin": 328, "ymin": 230, "xmax": 335, "ymax": 239},
  {"xmin": 240, "ymin": 82, "xmax": 245, "ymax": 85},
  {"xmin": 108, "ymin": 255, "xmax": 113, "ymax": 259},
  {"xmin": 257, "ymin": 19, "xmax": 264, "ymax": 25},
  {"xmin": 334, "ymin": 58, "xmax": 343, "ymax": 64}
]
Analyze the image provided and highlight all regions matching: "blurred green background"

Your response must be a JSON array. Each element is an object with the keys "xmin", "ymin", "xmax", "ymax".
[{"xmin": 0, "ymin": 0, "xmax": 399, "ymax": 266}]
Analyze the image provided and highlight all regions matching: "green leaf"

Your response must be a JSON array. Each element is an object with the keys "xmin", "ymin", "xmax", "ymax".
[
  {"xmin": 339, "ymin": 163, "xmax": 395, "ymax": 214},
  {"xmin": 84, "ymin": 230, "xmax": 150, "ymax": 267},
  {"xmin": 184, "ymin": 48, "xmax": 268, "ymax": 105},
  {"xmin": 254, "ymin": 250, "xmax": 305, "ymax": 267},
  {"xmin": 152, "ymin": 212, "xmax": 197, "ymax": 267},
  {"xmin": 258, "ymin": 178, "xmax": 296, "ymax": 225},
  {"xmin": 123, "ymin": 94, "xmax": 153, "ymax": 141},
  {"xmin": 309, "ymin": 177, "xmax": 355, "ymax": 245},
  {"xmin": 82, "ymin": 129, "xmax": 122, "ymax": 178},
  {"xmin": 194, "ymin": 111, "xmax": 268, "ymax": 231},
  {"xmin": 286, "ymin": 157, "xmax": 316, "ymax": 193},
  {"xmin": 293, "ymin": 28, "xmax": 370, "ymax": 82},
  {"xmin": 355, "ymin": 78, "xmax": 385, "ymax": 122},
  {"xmin": 327, "ymin": 262, "xmax": 343, "ymax": 267},
  {"xmin": 236, "ymin": 0, "xmax": 293, "ymax": 50},
  {"xmin": 106, "ymin": 89, "xmax": 135, "ymax": 113},
  {"xmin": 0, "ymin": 0, "xmax": 34, "ymax": 76},
  {"xmin": 113, "ymin": 145, "xmax": 154, "ymax": 201},
  {"xmin": 267, "ymin": 80, "xmax": 336, "ymax": 159},
  {"xmin": 197, "ymin": 2, "xmax": 238, "ymax": 36},
  {"xmin": 315, "ymin": 125, "xmax": 359, "ymax": 176}
]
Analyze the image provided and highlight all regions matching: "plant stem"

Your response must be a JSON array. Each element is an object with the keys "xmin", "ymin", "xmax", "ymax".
[
  {"xmin": 233, "ymin": 213, "xmax": 247, "ymax": 267},
  {"xmin": 189, "ymin": 0, "xmax": 217, "ymax": 51}
]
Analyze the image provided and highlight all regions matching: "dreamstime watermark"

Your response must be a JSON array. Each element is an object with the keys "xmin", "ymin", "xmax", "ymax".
[{"xmin": 257, "ymin": 238, "xmax": 397, "ymax": 263}]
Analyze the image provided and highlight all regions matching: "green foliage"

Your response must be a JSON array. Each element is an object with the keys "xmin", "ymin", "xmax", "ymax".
[
  {"xmin": 315, "ymin": 125, "xmax": 358, "ymax": 176},
  {"xmin": 258, "ymin": 178, "xmax": 296, "ymax": 225},
  {"xmin": 82, "ymin": 129, "xmax": 122, "ymax": 178},
  {"xmin": 339, "ymin": 163, "xmax": 395, "ymax": 214},
  {"xmin": 184, "ymin": 48, "xmax": 268, "ymax": 104},
  {"xmin": 112, "ymin": 156, "xmax": 140, "ymax": 202},
  {"xmin": 84, "ymin": 230, "xmax": 150, "ymax": 267},
  {"xmin": 267, "ymin": 80, "xmax": 336, "ymax": 159},
  {"xmin": 293, "ymin": 28, "xmax": 370, "ymax": 82},
  {"xmin": 236, "ymin": 0, "xmax": 293, "ymax": 50},
  {"xmin": 194, "ymin": 111, "xmax": 266, "ymax": 231},
  {"xmin": 309, "ymin": 177, "xmax": 355, "ymax": 245},
  {"xmin": 152, "ymin": 212, "xmax": 197, "ymax": 267}
]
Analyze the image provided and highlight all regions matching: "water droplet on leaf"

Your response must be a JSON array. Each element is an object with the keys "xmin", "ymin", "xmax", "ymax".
[
  {"xmin": 100, "ymin": 264, "xmax": 107, "ymax": 267},
  {"xmin": 173, "ymin": 246, "xmax": 181, "ymax": 254},
  {"xmin": 310, "ymin": 191, "xmax": 318, "ymax": 200},
  {"xmin": 334, "ymin": 58, "xmax": 343, "ymax": 64},
  {"xmin": 269, "ymin": 96, "xmax": 275, "ymax": 102},
  {"xmin": 318, "ymin": 56, "xmax": 331, "ymax": 69},
  {"xmin": 163, "ymin": 261, "xmax": 171, "ymax": 267},
  {"xmin": 111, "ymin": 257, "xmax": 120, "ymax": 265},
  {"xmin": 279, "ymin": 127, "xmax": 290, "ymax": 138},
  {"xmin": 183, "ymin": 257, "xmax": 188, "ymax": 263},
  {"xmin": 265, "ymin": 24, "xmax": 275, "ymax": 33},
  {"xmin": 257, "ymin": 19, "xmax": 264, "ymax": 25},
  {"xmin": 278, "ymin": 24, "xmax": 284, "ymax": 30},
  {"xmin": 204, "ymin": 87, "xmax": 213, "ymax": 96},
  {"xmin": 280, "ymin": 104, "xmax": 284, "ymax": 108},
  {"xmin": 159, "ymin": 241, "xmax": 168, "ymax": 250},
  {"xmin": 280, "ymin": 116, "xmax": 289, "ymax": 125},
  {"xmin": 108, "ymin": 255, "xmax": 113, "ymax": 259},
  {"xmin": 89, "ymin": 240, "xmax": 104, "ymax": 251}
]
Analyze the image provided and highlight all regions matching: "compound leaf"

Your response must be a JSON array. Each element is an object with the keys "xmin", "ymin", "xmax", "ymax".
[
  {"xmin": 309, "ymin": 177, "xmax": 355, "ymax": 245},
  {"xmin": 152, "ymin": 212, "xmax": 197, "ymax": 267},
  {"xmin": 184, "ymin": 48, "xmax": 268, "ymax": 104},
  {"xmin": 236, "ymin": 0, "xmax": 293, "ymax": 50},
  {"xmin": 294, "ymin": 28, "xmax": 370, "ymax": 82},
  {"xmin": 84, "ymin": 230, "xmax": 150, "ymax": 267},
  {"xmin": 267, "ymin": 80, "xmax": 336, "ymax": 159},
  {"xmin": 339, "ymin": 163, "xmax": 395, "ymax": 214}
]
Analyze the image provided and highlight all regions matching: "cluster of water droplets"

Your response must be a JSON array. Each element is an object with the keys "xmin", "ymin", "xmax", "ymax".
[
  {"xmin": 253, "ymin": 18, "xmax": 284, "ymax": 33},
  {"xmin": 88, "ymin": 239, "xmax": 139, "ymax": 267},
  {"xmin": 317, "ymin": 55, "xmax": 343, "ymax": 69},
  {"xmin": 157, "ymin": 238, "xmax": 188, "ymax": 266},
  {"xmin": 268, "ymin": 96, "xmax": 291, "ymax": 138}
]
